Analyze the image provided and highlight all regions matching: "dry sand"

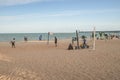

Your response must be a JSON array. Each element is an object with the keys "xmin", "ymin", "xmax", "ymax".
[{"xmin": 0, "ymin": 39, "xmax": 120, "ymax": 80}]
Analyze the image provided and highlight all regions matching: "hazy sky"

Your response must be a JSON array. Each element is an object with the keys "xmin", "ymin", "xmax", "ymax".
[{"xmin": 0, "ymin": 0, "xmax": 120, "ymax": 33}]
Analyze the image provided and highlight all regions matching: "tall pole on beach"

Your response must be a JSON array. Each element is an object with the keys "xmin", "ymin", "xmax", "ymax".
[
  {"xmin": 47, "ymin": 32, "xmax": 50, "ymax": 45},
  {"xmin": 76, "ymin": 30, "xmax": 79, "ymax": 49},
  {"xmin": 93, "ymin": 27, "xmax": 96, "ymax": 50}
]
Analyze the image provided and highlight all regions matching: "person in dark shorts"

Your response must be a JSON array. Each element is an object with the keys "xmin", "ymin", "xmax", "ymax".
[
  {"xmin": 11, "ymin": 38, "xmax": 15, "ymax": 48},
  {"xmin": 54, "ymin": 36, "xmax": 57, "ymax": 47}
]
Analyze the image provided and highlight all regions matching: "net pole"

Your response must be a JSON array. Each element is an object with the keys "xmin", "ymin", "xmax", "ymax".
[
  {"xmin": 76, "ymin": 30, "xmax": 80, "ymax": 49},
  {"xmin": 47, "ymin": 32, "xmax": 50, "ymax": 45},
  {"xmin": 93, "ymin": 27, "xmax": 96, "ymax": 50}
]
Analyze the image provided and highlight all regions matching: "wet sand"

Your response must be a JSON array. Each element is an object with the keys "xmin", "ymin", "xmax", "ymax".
[{"xmin": 0, "ymin": 39, "xmax": 120, "ymax": 80}]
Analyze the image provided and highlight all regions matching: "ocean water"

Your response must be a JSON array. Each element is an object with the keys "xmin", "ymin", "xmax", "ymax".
[
  {"xmin": 0, "ymin": 31, "xmax": 120, "ymax": 42},
  {"xmin": 0, "ymin": 33, "xmax": 76, "ymax": 42}
]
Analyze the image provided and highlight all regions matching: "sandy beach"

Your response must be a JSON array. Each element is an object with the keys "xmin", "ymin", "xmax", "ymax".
[{"xmin": 0, "ymin": 39, "xmax": 120, "ymax": 80}]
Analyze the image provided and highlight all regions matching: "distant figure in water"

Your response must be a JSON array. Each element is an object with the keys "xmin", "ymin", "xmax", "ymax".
[
  {"xmin": 54, "ymin": 36, "xmax": 57, "ymax": 47},
  {"xmin": 39, "ymin": 35, "xmax": 42, "ymax": 40},
  {"xmin": 24, "ymin": 36, "xmax": 28, "ymax": 42},
  {"xmin": 10, "ymin": 38, "xmax": 15, "ymax": 48}
]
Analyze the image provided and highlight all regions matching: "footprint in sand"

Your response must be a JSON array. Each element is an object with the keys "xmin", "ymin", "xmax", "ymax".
[
  {"xmin": 0, "ymin": 67, "xmax": 42, "ymax": 80},
  {"xmin": 0, "ymin": 52, "xmax": 11, "ymax": 62}
]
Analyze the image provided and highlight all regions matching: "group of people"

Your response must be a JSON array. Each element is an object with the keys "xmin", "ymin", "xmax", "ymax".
[
  {"xmin": 10, "ymin": 37, "xmax": 27, "ymax": 48},
  {"xmin": 10, "ymin": 35, "xmax": 90, "ymax": 50},
  {"xmin": 10, "ymin": 36, "xmax": 58, "ymax": 48},
  {"xmin": 68, "ymin": 37, "xmax": 89, "ymax": 50},
  {"xmin": 10, "ymin": 35, "xmax": 89, "ymax": 50}
]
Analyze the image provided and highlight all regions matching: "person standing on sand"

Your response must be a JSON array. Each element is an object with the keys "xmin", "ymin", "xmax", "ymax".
[
  {"xmin": 10, "ymin": 38, "xmax": 15, "ymax": 48},
  {"xmin": 55, "ymin": 36, "xmax": 57, "ymax": 47},
  {"xmin": 83, "ymin": 38, "xmax": 86, "ymax": 48}
]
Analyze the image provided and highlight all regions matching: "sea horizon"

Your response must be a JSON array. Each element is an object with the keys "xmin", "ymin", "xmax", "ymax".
[
  {"xmin": 0, "ymin": 30, "xmax": 120, "ymax": 34},
  {"xmin": 0, "ymin": 31, "xmax": 120, "ymax": 42}
]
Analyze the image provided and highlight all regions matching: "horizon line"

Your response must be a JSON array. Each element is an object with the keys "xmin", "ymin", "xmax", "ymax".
[{"xmin": 0, "ymin": 30, "xmax": 120, "ymax": 34}]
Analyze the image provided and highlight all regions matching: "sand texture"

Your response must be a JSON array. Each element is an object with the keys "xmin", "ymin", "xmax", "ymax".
[{"xmin": 0, "ymin": 39, "xmax": 120, "ymax": 80}]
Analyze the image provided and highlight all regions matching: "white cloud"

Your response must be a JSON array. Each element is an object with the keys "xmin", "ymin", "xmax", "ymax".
[{"xmin": 0, "ymin": 0, "xmax": 57, "ymax": 6}]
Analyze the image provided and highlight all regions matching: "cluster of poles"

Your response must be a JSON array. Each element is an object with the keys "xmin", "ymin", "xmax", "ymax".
[
  {"xmin": 47, "ymin": 27, "xmax": 96, "ymax": 50},
  {"xmin": 76, "ymin": 27, "xmax": 96, "ymax": 50}
]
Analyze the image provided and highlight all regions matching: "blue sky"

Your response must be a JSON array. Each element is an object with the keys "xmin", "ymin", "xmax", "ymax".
[{"xmin": 0, "ymin": 0, "xmax": 120, "ymax": 33}]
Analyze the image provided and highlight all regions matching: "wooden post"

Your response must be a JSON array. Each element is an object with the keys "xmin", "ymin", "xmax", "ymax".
[
  {"xmin": 93, "ymin": 27, "xmax": 96, "ymax": 50},
  {"xmin": 76, "ymin": 30, "xmax": 79, "ymax": 49},
  {"xmin": 47, "ymin": 32, "xmax": 50, "ymax": 45}
]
